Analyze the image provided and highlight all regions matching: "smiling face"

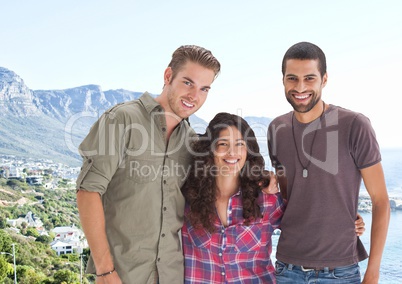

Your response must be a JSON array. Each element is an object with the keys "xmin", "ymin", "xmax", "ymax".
[
  {"xmin": 163, "ymin": 61, "xmax": 215, "ymax": 119},
  {"xmin": 213, "ymin": 126, "xmax": 248, "ymax": 177},
  {"xmin": 283, "ymin": 59, "xmax": 327, "ymax": 114}
]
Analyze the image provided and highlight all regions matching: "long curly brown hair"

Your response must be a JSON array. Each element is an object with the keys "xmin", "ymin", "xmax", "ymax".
[{"xmin": 182, "ymin": 112, "xmax": 267, "ymax": 232}]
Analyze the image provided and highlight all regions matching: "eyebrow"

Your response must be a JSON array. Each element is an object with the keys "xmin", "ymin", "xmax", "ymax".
[
  {"xmin": 285, "ymin": 73, "xmax": 318, "ymax": 78},
  {"xmin": 183, "ymin": 76, "xmax": 195, "ymax": 84},
  {"xmin": 217, "ymin": 138, "xmax": 245, "ymax": 142},
  {"xmin": 183, "ymin": 76, "xmax": 211, "ymax": 90}
]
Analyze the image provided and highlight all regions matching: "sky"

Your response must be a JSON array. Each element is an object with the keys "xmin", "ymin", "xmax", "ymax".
[{"xmin": 1, "ymin": 0, "xmax": 402, "ymax": 148}]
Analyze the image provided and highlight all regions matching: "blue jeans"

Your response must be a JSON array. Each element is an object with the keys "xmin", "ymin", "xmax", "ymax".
[{"xmin": 275, "ymin": 261, "xmax": 361, "ymax": 284}]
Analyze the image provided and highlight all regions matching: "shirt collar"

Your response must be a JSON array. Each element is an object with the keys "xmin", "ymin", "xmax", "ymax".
[
  {"xmin": 139, "ymin": 92, "xmax": 163, "ymax": 114},
  {"xmin": 233, "ymin": 188, "xmax": 242, "ymax": 197},
  {"xmin": 139, "ymin": 92, "xmax": 189, "ymax": 130}
]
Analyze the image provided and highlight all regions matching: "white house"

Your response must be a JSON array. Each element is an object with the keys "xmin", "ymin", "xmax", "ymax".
[
  {"xmin": 50, "ymin": 225, "xmax": 88, "ymax": 255},
  {"xmin": 8, "ymin": 165, "xmax": 22, "ymax": 178},
  {"xmin": 6, "ymin": 211, "xmax": 44, "ymax": 229},
  {"xmin": 50, "ymin": 240, "xmax": 74, "ymax": 255}
]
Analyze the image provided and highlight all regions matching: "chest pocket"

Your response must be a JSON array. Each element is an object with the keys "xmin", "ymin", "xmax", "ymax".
[
  {"xmin": 186, "ymin": 222, "xmax": 212, "ymax": 250},
  {"xmin": 233, "ymin": 221, "xmax": 268, "ymax": 252},
  {"xmin": 124, "ymin": 149, "xmax": 164, "ymax": 184}
]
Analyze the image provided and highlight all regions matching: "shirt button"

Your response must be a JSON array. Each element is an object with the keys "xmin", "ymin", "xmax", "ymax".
[
  {"xmin": 163, "ymin": 207, "xmax": 167, "ymax": 211},
  {"xmin": 163, "ymin": 180, "xmax": 167, "ymax": 184},
  {"xmin": 221, "ymin": 272, "xmax": 225, "ymax": 276},
  {"xmin": 218, "ymin": 253, "xmax": 222, "ymax": 257},
  {"xmin": 158, "ymin": 258, "xmax": 161, "ymax": 262},
  {"xmin": 162, "ymin": 127, "xmax": 166, "ymax": 132},
  {"xmin": 161, "ymin": 233, "xmax": 165, "ymax": 237},
  {"xmin": 221, "ymin": 229, "xmax": 225, "ymax": 233}
]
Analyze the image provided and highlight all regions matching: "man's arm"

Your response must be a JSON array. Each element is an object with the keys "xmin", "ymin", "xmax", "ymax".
[
  {"xmin": 77, "ymin": 190, "xmax": 122, "ymax": 283},
  {"xmin": 360, "ymin": 162, "xmax": 390, "ymax": 284}
]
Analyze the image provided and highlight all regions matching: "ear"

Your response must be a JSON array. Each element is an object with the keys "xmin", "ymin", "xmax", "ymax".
[
  {"xmin": 321, "ymin": 73, "xmax": 328, "ymax": 87},
  {"xmin": 164, "ymin": 67, "xmax": 173, "ymax": 85}
]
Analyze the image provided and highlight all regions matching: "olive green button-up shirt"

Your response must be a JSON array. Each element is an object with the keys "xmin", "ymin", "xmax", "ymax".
[{"xmin": 76, "ymin": 93, "xmax": 195, "ymax": 284}]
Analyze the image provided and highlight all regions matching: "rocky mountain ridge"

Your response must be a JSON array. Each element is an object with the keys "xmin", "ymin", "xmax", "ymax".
[{"xmin": 0, "ymin": 66, "xmax": 271, "ymax": 166}]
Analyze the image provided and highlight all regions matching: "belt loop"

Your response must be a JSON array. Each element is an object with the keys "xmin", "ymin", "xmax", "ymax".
[
  {"xmin": 324, "ymin": 267, "xmax": 329, "ymax": 273},
  {"xmin": 288, "ymin": 263, "xmax": 294, "ymax": 271}
]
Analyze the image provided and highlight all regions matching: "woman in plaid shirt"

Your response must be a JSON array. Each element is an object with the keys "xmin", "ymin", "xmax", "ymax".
[{"xmin": 181, "ymin": 112, "xmax": 286, "ymax": 283}]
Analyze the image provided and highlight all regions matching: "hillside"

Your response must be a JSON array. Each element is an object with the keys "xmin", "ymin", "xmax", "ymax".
[{"xmin": 0, "ymin": 178, "xmax": 92, "ymax": 283}]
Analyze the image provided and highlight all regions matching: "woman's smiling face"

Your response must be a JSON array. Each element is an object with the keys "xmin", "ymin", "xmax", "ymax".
[{"xmin": 213, "ymin": 126, "xmax": 247, "ymax": 177}]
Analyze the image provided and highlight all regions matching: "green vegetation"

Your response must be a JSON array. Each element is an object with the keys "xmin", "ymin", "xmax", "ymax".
[{"xmin": 0, "ymin": 182, "xmax": 94, "ymax": 283}]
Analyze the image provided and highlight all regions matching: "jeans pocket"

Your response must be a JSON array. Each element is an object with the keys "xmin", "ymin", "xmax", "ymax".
[
  {"xmin": 275, "ymin": 261, "xmax": 288, "ymax": 276},
  {"xmin": 332, "ymin": 263, "xmax": 361, "ymax": 280}
]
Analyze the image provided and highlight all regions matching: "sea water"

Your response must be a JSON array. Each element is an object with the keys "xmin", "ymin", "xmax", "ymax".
[
  {"xmin": 358, "ymin": 148, "xmax": 402, "ymax": 283},
  {"xmin": 359, "ymin": 211, "xmax": 402, "ymax": 283}
]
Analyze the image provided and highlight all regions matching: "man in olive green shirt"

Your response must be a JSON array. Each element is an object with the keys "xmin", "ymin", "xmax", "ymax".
[{"xmin": 76, "ymin": 45, "xmax": 221, "ymax": 284}]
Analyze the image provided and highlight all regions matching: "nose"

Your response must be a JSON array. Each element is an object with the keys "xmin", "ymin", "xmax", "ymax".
[
  {"xmin": 295, "ymin": 80, "xmax": 306, "ymax": 93},
  {"xmin": 187, "ymin": 88, "xmax": 200, "ymax": 101},
  {"xmin": 227, "ymin": 145, "xmax": 236, "ymax": 156}
]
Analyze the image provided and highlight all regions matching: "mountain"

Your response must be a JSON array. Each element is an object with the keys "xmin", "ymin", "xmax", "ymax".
[
  {"xmin": 0, "ymin": 66, "xmax": 272, "ymax": 166},
  {"xmin": 0, "ymin": 67, "xmax": 41, "ymax": 116},
  {"xmin": 0, "ymin": 67, "xmax": 144, "ymax": 166}
]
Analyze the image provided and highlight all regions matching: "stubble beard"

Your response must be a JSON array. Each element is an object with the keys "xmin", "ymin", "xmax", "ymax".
[
  {"xmin": 286, "ymin": 91, "xmax": 321, "ymax": 114},
  {"xmin": 167, "ymin": 88, "xmax": 193, "ymax": 120}
]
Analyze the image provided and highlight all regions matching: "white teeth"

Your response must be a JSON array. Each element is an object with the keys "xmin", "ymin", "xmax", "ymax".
[
  {"xmin": 224, "ymin": 159, "xmax": 238, "ymax": 164},
  {"xmin": 295, "ymin": 94, "xmax": 309, "ymax": 99},
  {"xmin": 182, "ymin": 100, "xmax": 194, "ymax": 107}
]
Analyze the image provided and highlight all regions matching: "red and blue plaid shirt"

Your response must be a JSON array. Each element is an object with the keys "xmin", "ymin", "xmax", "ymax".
[{"xmin": 182, "ymin": 191, "xmax": 285, "ymax": 284}]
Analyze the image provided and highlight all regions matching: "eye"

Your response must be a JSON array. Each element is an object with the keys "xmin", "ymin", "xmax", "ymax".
[
  {"xmin": 216, "ymin": 142, "xmax": 228, "ymax": 147},
  {"xmin": 201, "ymin": 87, "xmax": 210, "ymax": 93},
  {"xmin": 236, "ymin": 141, "xmax": 246, "ymax": 147},
  {"xmin": 287, "ymin": 76, "xmax": 297, "ymax": 82},
  {"xmin": 215, "ymin": 142, "xmax": 229, "ymax": 152},
  {"xmin": 305, "ymin": 76, "xmax": 315, "ymax": 81},
  {"xmin": 183, "ymin": 81, "xmax": 191, "ymax": 86}
]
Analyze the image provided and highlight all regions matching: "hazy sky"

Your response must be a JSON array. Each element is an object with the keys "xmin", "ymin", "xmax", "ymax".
[{"xmin": 1, "ymin": 0, "xmax": 401, "ymax": 148}]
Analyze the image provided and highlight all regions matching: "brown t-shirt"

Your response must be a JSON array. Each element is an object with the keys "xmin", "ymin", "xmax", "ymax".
[{"xmin": 268, "ymin": 104, "xmax": 380, "ymax": 267}]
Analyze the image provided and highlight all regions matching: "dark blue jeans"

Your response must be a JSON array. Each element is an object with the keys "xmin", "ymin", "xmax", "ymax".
[{"xmin": 275, "ymin": 261, "xmax": 361, "ymax": 284}]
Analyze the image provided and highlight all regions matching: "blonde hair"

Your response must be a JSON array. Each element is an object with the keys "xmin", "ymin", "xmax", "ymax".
[{"xmin": 168, "ymin": 45, "xmax": 221, "ymax": 81}]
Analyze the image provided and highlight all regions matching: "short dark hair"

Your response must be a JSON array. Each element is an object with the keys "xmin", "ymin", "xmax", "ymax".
[
  {"xmin": 168, "ymin": 45, "xmax": 221, "ymax": 81},
  {"xmin": 282, "ymin": 42, "xmax": 327, "ymax": 77}
]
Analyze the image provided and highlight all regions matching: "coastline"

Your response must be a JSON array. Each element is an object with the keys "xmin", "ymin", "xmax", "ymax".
[{"xmin": 358, "ymin": 195, "xmax": 402, "ymax": 213}]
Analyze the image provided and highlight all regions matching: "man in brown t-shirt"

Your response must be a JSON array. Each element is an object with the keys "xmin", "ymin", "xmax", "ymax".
[{"xmin": 268, "ymin": 42, "xmax": 390, "ymax": 284}]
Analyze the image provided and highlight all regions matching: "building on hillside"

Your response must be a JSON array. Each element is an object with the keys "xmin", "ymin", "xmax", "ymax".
[
  {"xmin": 43, "ymin": 181, "xmax": 54, "ymax": 189},
  {"xmin": 8, "ymin": 165, "xmax": 22, "ymax": 178},
  {"xmin": 50, "ymin": 240, "xmax": 74, "ymax": 255},
  {"xmin": 25, "ymin": 175, "xmax": 43, "ymax": 185},
  {"xmin": 6, "ymin": 211, "xmax": 44, "ymax": 229},
  {"xmin": 50, "ymin": 224, "xmax": 88, "ymax": 255}
]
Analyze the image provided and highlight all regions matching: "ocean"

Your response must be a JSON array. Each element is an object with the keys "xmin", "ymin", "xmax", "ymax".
[
  {"xmin": 271, "ymin": 148, "xmax": 402, "ymax": 283},
  {"xmin": 359, "ymin": 148, "xmax": 402, "ymax": 283}
]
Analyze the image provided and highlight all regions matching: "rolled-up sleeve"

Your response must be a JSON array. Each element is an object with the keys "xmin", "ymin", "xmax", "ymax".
[
  {"xmin": 268, "ymin": 193, "xmax": 286, "ymax": 230},
  {"xmin": 76, "ymin": 111, "xmax": 125, "ymax": 195}
]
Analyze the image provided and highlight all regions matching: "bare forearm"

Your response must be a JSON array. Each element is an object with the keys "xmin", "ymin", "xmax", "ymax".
[
  {"xmin": 363, "ymin": 199, "xmax": 390, "ymax": 283},
  {"xmin": 77, "ymin": 190, "xmax": 115, "ymax": 274}
]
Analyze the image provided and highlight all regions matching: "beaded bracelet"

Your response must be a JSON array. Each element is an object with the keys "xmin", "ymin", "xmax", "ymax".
[{"xmin": 96, "ymin": 267, "xmax": 115, "ymax": 277}]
